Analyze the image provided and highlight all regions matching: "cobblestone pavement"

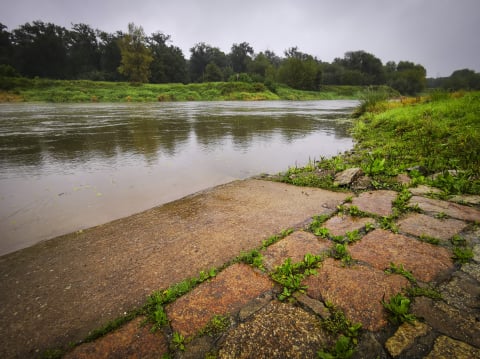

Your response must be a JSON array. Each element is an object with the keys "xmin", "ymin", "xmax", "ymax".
[{"xmin": 3, "ymin": 180, "xmax": 480, "ymax": 358}]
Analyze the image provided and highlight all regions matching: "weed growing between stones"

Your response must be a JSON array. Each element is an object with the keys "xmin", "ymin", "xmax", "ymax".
[
  {"xmin": 382, "ymin": 293, "xmax": 416, "ymax": 325},
  {"xmin": 237, "ymin": 228, "xmax": 295, "ymax": 270},
  {"xmin": 199, "ymin": 314, "xmax": 231, "ymax": 337},
  {"xmin": 419, "ymin": 234, "xmax": 441, "ymax": 245},
  {"xmin": 379, "ymin": 216, "xmax": 399, "ymax": 233},
  {"xmin": 330, "ymin": 243, "xmax": 353, "ymax": 265},
  {"xmin": 271, "ymin": 254, "xmax": 324, "ymax": 301},
  {"xmin": 452, "ymin": 246, "xmax": 474, "ymax": 264},
  {"xmin": 385, "ymin": 262, "xmax": 416, "ymax": 283},
  {"xmin": 385, "ymin": 263, "xmax": 443, "ymax": 300},
  {"xmin": 407, "ymin": 286, "xmax": 442, "ymax": 300},
  {"xmin": 317, "ymin": 303, "xmax": 362, "ymax": 359},
  {"xmin": 146, "ymin": 268, "xmax": 218, "ymax": 331},
  {"xmin": 171, "ymin": 332, "xmax": 185, "ymax": 351}
]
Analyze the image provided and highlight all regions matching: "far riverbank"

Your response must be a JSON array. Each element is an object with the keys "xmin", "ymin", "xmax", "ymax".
[{"xmin": 0, "ymin": 77, "xmax": 393, "ymax": 102}]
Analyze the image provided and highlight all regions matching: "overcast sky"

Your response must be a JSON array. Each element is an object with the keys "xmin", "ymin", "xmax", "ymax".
[{"xmin": 2, "ymin": 0, "xmax": 479, "ymax": 77}]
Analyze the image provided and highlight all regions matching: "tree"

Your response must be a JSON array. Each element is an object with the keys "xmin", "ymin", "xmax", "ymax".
[
  {"xmin": 278, "ymin": 48, "xmax": 321, "ymax": 90},
  {"xmin": 335, "ymin": 50, "xmax": 385, "ymax": 85},
  {"xmin": 189, "ymin": 43, "xmax": 228, "ymax": 82},
  {"xmin": 68, "ymin": 23, "xmax": 100, "ymax": 79},
  {"xmin": 443, "ymin": 69, "xmax": 480, "ymax": 90},
  {"xmin": 12, "ymin": 21, "xmax": 70, "ymax": 78},
  {"xmin": 248, "ymin": 52, "xmax": 273, "ymax": 82},
  {"xmin": 117, "ymin": 23, "xmax": 153, "ymax": 83},
  {"xmin": 204, "ymin": 62, "xmax": 223, "ymax": 81},
  {"xmin": 98, "ymin": 31, "xmax": 123, "ymax": 81},
  {"xmin": 388, "ymin": 61, "xmax": 426, "ymax": 95},
  {"xmin": 229, "ymin": 42, "xmax": 253, "ymax": 73},
  {"xmin": 148, "ymin": 32, "xmax": 187, "ymax": 83},
  {"xmin": 0, "ymin": 23, "xmax": 13, "ymax": 66}
]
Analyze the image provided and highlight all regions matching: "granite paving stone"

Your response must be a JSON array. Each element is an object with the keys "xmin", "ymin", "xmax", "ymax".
[
  {"xmin": 397, "ymin": 213, "xmax": 468, "ymax": 241},
  {"xmin": 322, "ymin": 214, "xmax": 374, "ymax": 237},
  {"xmin": 349, "ymin": 229, "xmax": 454, "ymax": 282},
  {"xmin": 409, "ymin": 195, "xmax": 480, "ymax": 222},
  {"xmin": 262, "ymin": 231, "xmax": 331, "ymax": 271},
  {"xmin": 412, "ymin": 297, "xmax": 480, "ymax": 348},
  {"xmin": 304, "ymin": 258, "xmax": 409, "ymax": 331},
  {"xmin": 218, "ymin": 300, "xmax": 331, "ymax": 359},
  {"xmin": 64, "ymin": 317, "xmax": 168, "ymax": 359},
  {"xmin": 425, "ymin": 335, "xmax": 480, "ymax": 358},
  {"xmin": 408, "ymin": 185, "xmax": 442, "ymax": 196},
  {"xmin": 166, "ymin": 263, "xmax": 273, "ymax": 338},
  {"xmin": 384, "ymin": 320, "xmax": 430, "ymax": 357},
  {"xmin": 350, "ymin": 190, "xmax": 398, "ymax": 217}
]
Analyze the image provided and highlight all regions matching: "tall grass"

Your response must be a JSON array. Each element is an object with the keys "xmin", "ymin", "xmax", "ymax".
[{"xmin": 353, "ymin": 91, "xmax": 480, "ymax": 193}]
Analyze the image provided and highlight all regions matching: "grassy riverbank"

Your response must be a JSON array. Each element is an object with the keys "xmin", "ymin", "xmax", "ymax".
[
  {"xmin": 281, "ymin": 91, "xmax": 480, "ymax": 195},
  {"xmin": 0, "ymin": 77, "xmax": 387, "ymax": 102}
]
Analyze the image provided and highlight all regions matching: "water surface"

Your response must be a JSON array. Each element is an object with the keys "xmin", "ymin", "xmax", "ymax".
[{"xmin": 0, "ymin": 100, "xmax": 357, "ymax": 255}]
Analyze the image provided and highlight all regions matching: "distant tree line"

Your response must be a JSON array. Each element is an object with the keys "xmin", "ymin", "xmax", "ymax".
[{"xmin": 1, "ymin": 21, "xmax": 478, "ymax": 95}]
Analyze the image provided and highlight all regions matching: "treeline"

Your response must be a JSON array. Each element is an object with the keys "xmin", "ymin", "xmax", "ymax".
[{"xmin": 0, "ymin": 21, "xmax": 478, "ymax": 95}]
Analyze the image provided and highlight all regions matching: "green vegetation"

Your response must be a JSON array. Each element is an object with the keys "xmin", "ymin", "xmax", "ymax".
[
  {"xmin": 407, "ymin": 286, "xmax": 442, "ymax": 300},
  {"xmin": 271, "ymin": 254, "xmax": 323, "ymax": 301},
  {"xmin": 280, "ymin": 91, "xmax": 480, "ymax": 196},
  {"xmin": 452, "ymin": 246, "xmax": 474, "ymax": 264},
  {"xmin": 0, "ymin": 77, "xmax": 375, "ymax": 102},
  {"xmin": 385, "ymin": 263, "xmax": 416, "ymax": 283},
  {"xmin": 171, "ymin": 332, "xmax": 186, "ymax": 351},
  {"xmin": 382, "ymin": 293, "xmax": 416, "ymax": 325},
  {"xmin": 330, "ymin": 244, "xmax": 352, "ymax": 265},
  {"xmin": 199, "ymin": 315, "xmax": 231, "ymax": 337},
  {"xmin": 318, "ymin": 304, "xmax": 362, "ymax": 359}
]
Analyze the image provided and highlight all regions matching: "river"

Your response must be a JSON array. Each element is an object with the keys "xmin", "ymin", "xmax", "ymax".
[{"xmin": 0, "ymin": 100, "xmax": 357, "ymax": 255}]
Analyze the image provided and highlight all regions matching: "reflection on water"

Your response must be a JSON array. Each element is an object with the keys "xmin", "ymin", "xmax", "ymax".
[{"xmin": 0, "ymin": 100, "xmax": 357, "ymax": 255}]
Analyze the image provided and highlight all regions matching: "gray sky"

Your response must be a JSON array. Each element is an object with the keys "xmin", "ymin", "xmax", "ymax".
[{"xmin": 2, "ymin": 0, "xmax": 479, "ymax": 77}]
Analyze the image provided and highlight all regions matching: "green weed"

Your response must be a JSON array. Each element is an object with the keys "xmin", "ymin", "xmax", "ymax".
[
  {"xmin": 452, "ymin": 246, "xmax": 474, "ymax": 264},
  {"xmin": 385, "ymin": 263, "xmax": 416, "ymax": 283},
  {"xmin": 407, "ymin": 286, "xmax": 442, "ymax": 300},
  {"xmin": 419, "ymin": 234, "xmax": 440, "ymax": 245},
  {"xmin": 171, "ymin": 332, "xmax": 185, "ymax": 351},
  {"xmin": 237, "ymin": 249, "xmax": 264, "ymax": 270},
  {"xmin": 451, "ymin": 234, "xmax": 466, "ymax": 246},
  {"xmin": 382, "ymin": 293, "xmax": 416, "ymax": 324},
  {"xmin": 317, "ymin": 335, "xmax": 355, "ymax": 359},
  {"xmin": 379, "ymin": 216, "xmax": 399, "ymax": 233},
  {"xmin": 318, "ymin": 304, "xmax": 362, "ymax": 359},
  {"xmin": 199, "ymin": 315, "xmax": 231, "ymax": 337},
  {"xmin": 345, "ymin": 230, "xmax": 362, "ymax": 243},
  {"xmin": 365, "ymin": 222, "xmax": 376, "ymax": 232},
  {"xmin": 330, "ymin": 244, "xmax": 352, "ymax": 265},
  {"xmin": 271, "ymin": 254, "xmax": 323, "ymax": 300}
]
